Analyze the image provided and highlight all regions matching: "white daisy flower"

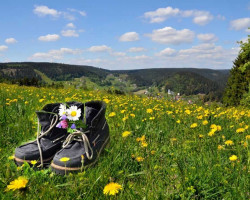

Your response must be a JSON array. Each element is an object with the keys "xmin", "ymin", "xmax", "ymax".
[
  {"xmin": 66, "ymin": 105, "xmax": 81, "ymax": 121},
  {"xmin": 59, "ymin": 104, "xmax": 67, "ymax": 117}
]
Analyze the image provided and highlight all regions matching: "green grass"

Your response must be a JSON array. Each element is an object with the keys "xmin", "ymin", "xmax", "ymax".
[
  {"xmin": 0, "ymin": 83, "xmax": 249, "ymax": 199},
  {"xmin": 34, "ymin": 69, "xmax": 53, "ymax": 84}
]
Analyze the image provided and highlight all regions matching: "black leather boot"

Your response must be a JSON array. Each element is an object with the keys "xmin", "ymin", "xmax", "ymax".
[
  {"xmin": 51, "ymin": 101, "xmax": 110, "ymax": 174},
  {"xmin": 14, "ymin": 103, "xmax": 80, "ymax": 167}
]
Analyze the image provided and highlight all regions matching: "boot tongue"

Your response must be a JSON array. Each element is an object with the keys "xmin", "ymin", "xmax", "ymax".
[
  {"xmin": 85, "ymin": 107, "xmax": 99, "ymax": 126},
  {"xmin": 36, "ymin": 111, "xmax": 54, "ymax": 132}
]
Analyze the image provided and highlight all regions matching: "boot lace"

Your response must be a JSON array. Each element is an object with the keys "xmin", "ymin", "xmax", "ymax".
[
  {"xmin": 36, "ymin": 113, "xmax": 58, "ymax": 167},
  {"xmin": 62, "ymin": 130, "xmax": 93, "ymax": 160}
]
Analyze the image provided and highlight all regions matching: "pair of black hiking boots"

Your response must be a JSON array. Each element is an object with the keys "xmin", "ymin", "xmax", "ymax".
[{"xmin": 14, "ymin": 101, "xmax": 110, "ymax": 175}]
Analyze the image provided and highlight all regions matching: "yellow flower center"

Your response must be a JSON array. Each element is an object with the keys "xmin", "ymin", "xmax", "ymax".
[{"xmin": 71, "ymin": 111, "xmax": 77, "ymax": 117}]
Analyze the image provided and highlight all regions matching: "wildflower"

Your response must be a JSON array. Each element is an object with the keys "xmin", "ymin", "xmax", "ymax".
[
  {"xmin": 190, "ymin": 123, "xmax": 198, "ymax": 128},
  {"xmin": 120, "ymin": 110, "xmax": 126, "ymax": 114},
  {"xmin": 130, "ymin": 113, "xmax": 135, "ymax": 118},
  {"xmin": 216, "ymin": 125, "xmax": 222, "ymax": 131},
  {"xmin": 149, "ymin": 117, "xmax": 155, "ymax": 120},
  {"xmin": 25, "ymin": 101, "xmax": 28, "ymax": 105},
  {"xmin": 185, "ymin": 110, "xmax": 191, "ymax": 115},
  {"xmin": 39, "ymin": 99, "xmax": 45, "ymax": 103},
  {"xmin": 225, "ymin": 140, "xmax": 234, "ymax": 146},
  {"xmin": 109, "ymin": 112, "xmax": 116, "ymax": 117},
  {"xmin": 6, "ymin": 177, "xmax": 28, "ymax": 191},
  {"xmin": 103, "ymin": 182, "xmax": 122, "ymax": 196},
  {"xmin": 136, "ymin": 135, "xmax": 145, "ymax": 142},
  {"xmin": 71, "ymin": 123, "xmax": 76, "ymax": 129},
  {"xmin": 103, "ymin": 98, "xmax": 110, "ymax": 104},
  {"xmin": 60, "ymin": 157, "xmax": 70, "ymax": 162},
  {"xmin": 59, "ymin": 104, "xmax": 67, "ymax": 117},
  {"xmin": 146, "ymin": 109, "xmax": 153, "ymax": 114},
  {"xmin": 236, "ymin": 128, "xmax": 245, "ymax": 133},
  {"xmin": 135, "ymin": 157, "xmax": 144, "ymax": 162},
  {"xmin": 229, "ymin": 155, "xmax": 238, "ymax": 161},
  {"xmin": 198, "ymin": 134, "xmax": 204, "ymax": 138},
  {"xmin": 246, "ymin": 135, "xmax": 250, "ymax": 140},
  {"xmin": 8, "ymin": 155, "xmax": 14, "ymax": 160},
  {"xmin": 208, "ymin": 129, "xmax": 216, "ymax": 136},
  {"xmin": 66, "ymin": 106, "xmax": 81, "ymax": 121},
  {"xmin": 61, "ymin": 120, "xmax": 68, "ymax": 129},
  {"xmin": 141, "ymin": 141, "xmax": 148, "ymax": 147},
  {"xmin": 217, "ymin": 145, "xmax": 224, "ymax": 150},
  {"xmin": 176, "ymin": 120, "xmax": 180, "ymax": 124},
  {"xmin": 170, "ymin": 138, "xmax": 177, "ymax": 142},
  {"xmin": 30, "ymin": 160, "xmax": 37, "ymax": 165},
  {"xmin": 122, "ymin": 131, "xmax": 131, "ymax": 138},
  {"xmin": 122, "ymin": 116, "xmax": 128, "ymax": 121},
  {"xmin": 151, "ymin": 150, "xmax": 156, "ymax": 155}
]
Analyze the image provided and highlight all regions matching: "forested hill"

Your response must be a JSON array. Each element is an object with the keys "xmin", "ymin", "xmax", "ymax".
[{"xmin": 0, "ymin": 62, "xmax": 230, "ymax": 97}]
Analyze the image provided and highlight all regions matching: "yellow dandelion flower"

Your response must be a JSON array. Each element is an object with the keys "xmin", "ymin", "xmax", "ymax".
[
  {"xmin": 170, "ymin": 138, "xmax": 177, "ymax": 142},
  {"xmin": 229, "ymin": 155, "xmax": 238, "ymax": 161},
  {"xmin": 39, "ymin": 99, "xmax": 45, "ymax": 103},
  {"xmin": 103, "ymin": 182, "xmax": 122, "ymax": 196},
  {"xmin": 120, "ymin": 110, "xmax": 126, "ymax": 114},
  {"xmin": 246, "ymin": 135, "xmax": 250, "ymax": 140},
  {"xmin": 103, "ymin": 99, "xmax": 110, "ymax": 104},
  {"xmin": 60, "ymin": 157, "xmax": 70, "ymax": 162},
  {"xmin": 6, "ymin": 177, "xmax": 28, "ymax": 191},
  {"xmin": 217, "ymin": 145, "xmax": 224, "ymax": 150},
  {"xmin": 130, "ymin": 113, "xmax": 135, "ymax": 118},
  {"xmin": 135, "ymin": 157, "xmax": 144, "ymax": 162},
  {"xmin": 236, "ymin": 128, "xmax": 245, "ymax": 133},
  {"xmin": 185, "ymin": 110, "xmax": 191, "ymax": 115},
  {"xmin": 122, "ymin": 116, "xmax": 128, "ymax": 121},
  {"xmin": 176, "ymin": 120, "xmax": 181, "ymax": 124},
  {"xmin": 30, "ymin": 160, "xmax": 37, "ymax": 165},
  {"xmin": 208, "ymin": 129, "xmax": 216, "ymax": 136},
  {"xmin": 151, "ymin": 150, "xmax": 156, "ymax": 155},
  {"xmin": 109, "ymin": 112, "xmax": 116, "ymax": 117},
  {"xmin": 202, "ymin": 120, "xmax": 208, "ymax": 125},
  {"xmin": 198, "ymin": 134, "xmax": 204, "ymax": 138},
  {"xmin": 225, "ymin": 140, "xmax": 234, "ymax": 146},
  {"xmin": 122, "ymin": 131, "xmax": 131, "ymax": 138},
  {"xmin": 25, "ymin": 101, "xmax": 28, "ymax": 105},
  {"xmin": 146, "ymin": 108, "xmax": 153, "ymax": 114},
  {"xmin": 190, "ymin": 123, "xmax": 198, "ymax": 128},
  {"xmin": 8, "ymin": 155, "xmax": 14, "ymax": 160},
  {"xmin": 141, "ymin": 141, "xmax": 148, "ymax": 148}
]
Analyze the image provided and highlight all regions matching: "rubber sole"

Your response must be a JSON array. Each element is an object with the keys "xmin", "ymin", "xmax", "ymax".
[
  {"xmin": 51, "ymin": 136, "xmax": 110, "ymax": 175},
  {"xmin": 14, "ymin": 155, "xmax": 55, "ymax": 167}
]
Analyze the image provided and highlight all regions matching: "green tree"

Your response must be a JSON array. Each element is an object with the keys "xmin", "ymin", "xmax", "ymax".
[{"xmin": 223, "ymin": 36, "xmax": 250, "ymax": 106}]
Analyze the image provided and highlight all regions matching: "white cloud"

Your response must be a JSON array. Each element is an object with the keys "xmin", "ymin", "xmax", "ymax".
[
  {"xmin": 38, "ymin": 34, "xmax": 60, "ymax": 42},
  {"xmin": 143, "ymin": 6, "xmax": 213, "ymax": 25},
  {"xmin": 61, "ymin": 30, "xmax": 79, "ymax": 37},
  {"xmin": 217, "ymin": 15, "xmax": 226, "ymax": 21},
  {"xmin": 146, "ymin": 27, "xmax": 195, "ymax": 45},
  {"xmin": 197, "ymin": 33, "xmax": 218, "ymax": 43},
  {"xmin": 68, "ymin": 8, "xmax": 87, "ymax": 16},
  {"xmin": 190, "ymin": 11, "xmax": 213, "ymax": 25},
  {"xmin": 5, "ymin": 38, "xmax": 18, "ymax": 44},
  {"xmin": 155, "ymin": 48, "xmax": 176, "ymax": 56},
  {"xmin": 33, "ymin": 5, "xmax": 60, "ymax": 17},
  {"xmin": 230, "ymin": 18, "xmax": 250, "ymax": 30},
  {"xmin": 88, "ymin": 45, "xmax": 112, "ymax": 52},
  {"xmin": 119, "ymin": 32, "xmax": 139, "ymax": 42},
  {"xmin": 128, "ymin": 47, "xmax": 146, "ymax": 52},
  {"xmin": 144, "ymin": 6, "xmax": 180, "ymax": 23},
  {"xmin": 0, "ymin": 45, "xmax": 8, "ymax": 51},
  {"xmin": 29, "ymin": 48, "xmax": 82, "ymax": 61},
  {"xmin": 66, "ymin": 23, "xmax": 75, "ymax": 28},
  {"xmin": 62, "ymin": 12, "xmax": 75, "ymax": 21},
  {"xmin": 110, "ymin": 51, "xmax": 126, "ymax": 56}
]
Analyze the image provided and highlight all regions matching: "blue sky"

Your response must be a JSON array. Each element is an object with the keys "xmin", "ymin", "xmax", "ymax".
[{"xmin": 0, "ymin": 0, "xmax": 249, "ymax": 70}]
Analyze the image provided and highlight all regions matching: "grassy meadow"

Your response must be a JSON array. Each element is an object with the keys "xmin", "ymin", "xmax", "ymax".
[{"xmin": 0, "ymin": 83, "xmax": 249, "ymax": 199}]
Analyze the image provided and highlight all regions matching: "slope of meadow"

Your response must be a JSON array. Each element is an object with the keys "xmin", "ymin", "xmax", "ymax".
[{"xmin": 0, "ymin": 83, "xmax": 249, "ymax": 199}]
